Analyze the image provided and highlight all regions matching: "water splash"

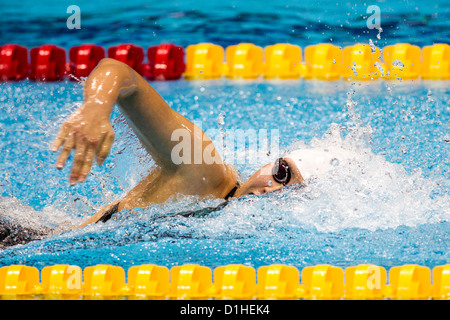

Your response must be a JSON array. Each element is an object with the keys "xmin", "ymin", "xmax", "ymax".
[
  {"xmin": 374, "ymin": 61, "xmax": 385, "ymax": 77},
  {"xmin": 392, "ymin": 60, "xmax": 405, "ymax": 68},
  {"xmin": 278, "ymin": 124, "xmax": 449, "ymax": 232},
  {"xmin": 1, "ymin": 80, "xmax": 448, "ymax": 271},
  {"xmin": 376, "ymin": 27, "xmax": 383, "ymax": 40},
  {"xmin": 369, "ymin": 39, "xmax": 377, "ymax": 53},
  {"xmin": 67, "ymin": 74, "xmax": 88, "ymax": 85},
  {"xmin": 350, "ymin": 62, "xmax": 358, "ymax": 77}
]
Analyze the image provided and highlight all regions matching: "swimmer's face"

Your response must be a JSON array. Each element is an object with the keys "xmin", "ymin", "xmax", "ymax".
[{"xmin": 235, "ymin": 157, "xmax": 304, "ymax": 197}]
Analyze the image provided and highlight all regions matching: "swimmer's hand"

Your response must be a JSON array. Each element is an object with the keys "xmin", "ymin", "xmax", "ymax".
[{"xmin": 51, "ymin": 104, "xmax": 115, "ymax": 185}]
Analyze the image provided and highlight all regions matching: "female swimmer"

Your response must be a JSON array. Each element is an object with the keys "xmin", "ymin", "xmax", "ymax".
[{"xmin": 52, "ymin": 58, "xmax": 345, "ymax": 228}]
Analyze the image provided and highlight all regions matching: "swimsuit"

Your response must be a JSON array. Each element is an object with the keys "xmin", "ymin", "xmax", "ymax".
[
  {"xmin": 0, "ymin": 183, "xmax": 240, "ymax": 248},
  {"xmin": 97, "ymin": 202, "xmax": 121, "ymax": 223},
  {"xmin": 0, "ymin": 219, "xmax": 50, "ymax": 249},
  {"xmin": 97, "ymin": 182, "xmax": 240, "ymax": 223}
]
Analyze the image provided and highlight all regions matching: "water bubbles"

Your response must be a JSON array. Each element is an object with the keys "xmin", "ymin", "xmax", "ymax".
[
  {"xmin": 376, "ymin": 27, "xmax": 383, "ymax": 39},
  {"xmin": 68, "ymin": 74, "xmax": 83, "ymax": 84},
  {"xmin": 392, "ymin": 60, "xmax": 405, "ymax": 69},
  {"xmin": 374, "ymin": 62, "xmax": 385, "ymax": 77},
  {"xmin": 217, "ymin": 112, "xmax": 225, "ymax": 126},
  {"xmin": 106, "ymin": 162, "xmax": 115, "ymax": 169},
  {"xmin": 385, "ymin": 82, "xmax": 392, "ymax": 93},
  {"xmin": 350, "ymin": 62, "xmax": 358, "ymax": 77},
  {"xmin": 345, "ymin": 85, "xmax": 361, "ymax": 129},
  {"xmin": 330, "ymin": 158, "xmax": 340, "ymax": 166},
  {"xmin": 369, "ymin": 39, "xmax": 377, "ymax": 53},
  {"xmin": 426, "ymin": 90, "xmax": 435, "ymax": 103}
]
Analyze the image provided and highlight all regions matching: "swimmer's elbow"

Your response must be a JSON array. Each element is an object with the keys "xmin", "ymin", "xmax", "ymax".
[
  {"xmin": 93, "ymin": 58, "xmax": 138, "ymax": 97},
  {"xmin": 97, "ymin": 57, "xmax": 129, "ymax": 69},
  {"xmin": 95, "ymin": 58, "xmax": 134, "ymax": 79}
]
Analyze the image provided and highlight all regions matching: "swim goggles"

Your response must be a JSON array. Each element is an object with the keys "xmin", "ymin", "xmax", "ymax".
[{"xmin": 272, "ymin": 158, "xmax": 291, "ymax": 186}]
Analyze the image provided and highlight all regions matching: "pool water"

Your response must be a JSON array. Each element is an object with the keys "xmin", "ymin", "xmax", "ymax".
[
  {"xmin": 0, "ymin": 0, "xmax": 449, "ymax": 272},
  {"xmin": 1, "ymin": 0, "xmax": 449, "ymax": 49},
  {"xmin": 1, "ymin": 79, "xmax": 449, "ymax": 271}
]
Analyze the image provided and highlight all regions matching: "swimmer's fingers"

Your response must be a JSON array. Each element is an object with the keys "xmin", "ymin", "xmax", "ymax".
[
  {"xmin": 56, "ymin": 131, "xmax": 75, "ymax": 170},
  {"xmin": 78, "ymin": 143, "xmax": 97, "ymax": 183},
  {"xmin": 96, "ymin": 132, "xmax": 115, "ymax": 165},
  {"xmin": 69, "ymin": 133, "xmax": 88, "ymax": 185},
  {"xmin": 51, "ymin": 123, "xmax": 69, "ymax": 152}
]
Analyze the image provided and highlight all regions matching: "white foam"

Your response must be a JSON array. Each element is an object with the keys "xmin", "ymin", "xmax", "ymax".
[
  {"xmin": 279, "ymin": 124, "xmax": 449, "ymax": 232},
  {"xmin": 197, "ymin": 123, "xmax": 449, "ymax": 235},
  {"xmin": 1, "ymin": 119, "xmax": 448, "ymax": 240},
  {"xmin": 0, "ymin": 195, "xmax": 84, "ymax": 231}
]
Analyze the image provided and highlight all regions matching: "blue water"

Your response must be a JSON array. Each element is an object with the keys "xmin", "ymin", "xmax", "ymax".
[
  {"xmin": 0, "ymin": 0, "xmax": 449, "ymax": 273},
  {"xmin": 1, "ymin": 0, "xmax": 449, "ymax": 49}
]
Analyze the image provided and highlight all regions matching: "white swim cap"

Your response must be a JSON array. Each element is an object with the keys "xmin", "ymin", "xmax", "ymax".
[{"xmin": 285, "ymin": 146, "xmax": 357, "ymax": 181}]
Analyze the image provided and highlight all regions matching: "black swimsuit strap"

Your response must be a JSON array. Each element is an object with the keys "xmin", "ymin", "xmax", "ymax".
[
  {"xmin": 161, "ymin": 182, "xmax": 240, "ymax": 218},
  {"xmin": 98, "ymin": 181, "xmax": 240, "ymax": 223},
  {"xmin": 97, "ymin": 202, "xmax": 121, "ymax": 223},
  {"xmin": 224, "ymin": 181, "xmax": 240, "ymax": 200}
]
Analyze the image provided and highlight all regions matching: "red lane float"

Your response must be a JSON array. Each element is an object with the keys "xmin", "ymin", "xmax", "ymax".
[
  {"xmin": 30, "ymin": 45, "xmax": 67, "ymax": 81},
  {"xmin": 107, "ymin": 44, "xmax": 144, "ymax": 72},
  {"xmin": 0, "ymin": 44, "xmax": 29, "ymax": 81},
  {"xmin": 69, "ymin": 44, "xmax": 105, "ymax": 79},
  {"xmin": 147, "ymin": 43, "xmax": 185, "ymax": 80}
]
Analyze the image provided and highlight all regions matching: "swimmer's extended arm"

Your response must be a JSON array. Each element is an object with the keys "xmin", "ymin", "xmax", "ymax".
[
  {"xmin": 52, "ymin": 58, "xmax": 231, "ymax": 190},
  {"xmin": 52, "ymin": 58, "xmax": 135, "ymax": 184}
]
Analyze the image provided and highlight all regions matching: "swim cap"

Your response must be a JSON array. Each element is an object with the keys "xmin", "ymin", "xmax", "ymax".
[{"xmin": 285, "ymin": 146, "xmax": 357, "ymax": 181}]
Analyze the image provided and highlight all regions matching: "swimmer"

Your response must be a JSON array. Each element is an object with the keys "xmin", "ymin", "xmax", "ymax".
[
  {"xmin": 0, "ymin": 58, "xmax": 347, "ymax": 248},
  {"xmin": 51, "ymin": 58, "xmax": 353, "ymax": 228}
]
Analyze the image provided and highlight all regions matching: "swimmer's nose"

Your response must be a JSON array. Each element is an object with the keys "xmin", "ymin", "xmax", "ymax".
[
  {"xmin": 249, "ymin": 184, "xmax": 282, "ymax": 196},
  {"xmin": 252, "ymin": 176, "xmax": 284, "ymax": 194}
]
